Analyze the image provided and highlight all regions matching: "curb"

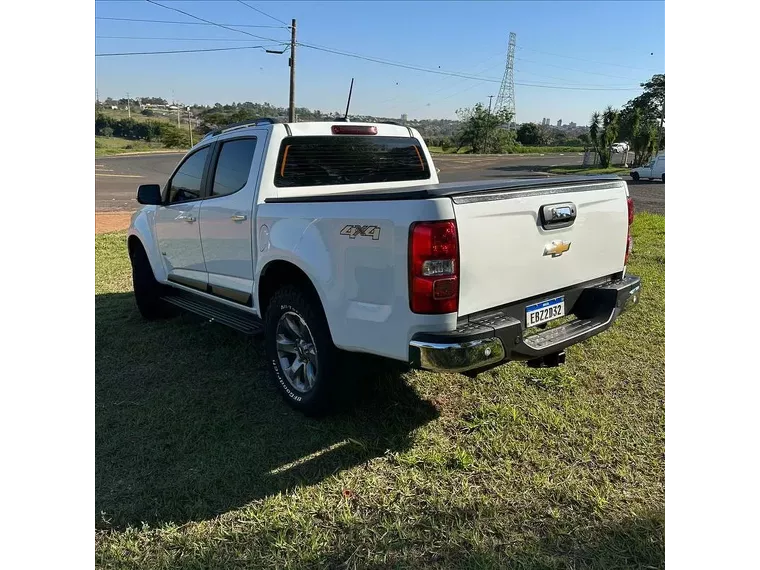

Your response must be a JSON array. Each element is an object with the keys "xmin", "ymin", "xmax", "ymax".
[{"xmin": 95, "ymin": 150, "xmax": 187, "ymax": 159}]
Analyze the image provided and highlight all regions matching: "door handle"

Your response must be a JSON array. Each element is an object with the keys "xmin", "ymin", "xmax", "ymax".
[
  {"xmin": 177, "ymin": 214, "xmax": 196, "ymax": 223},
  {"xmin": 231, "ymin": 214, "xmax": 247, "ymax": 222}
]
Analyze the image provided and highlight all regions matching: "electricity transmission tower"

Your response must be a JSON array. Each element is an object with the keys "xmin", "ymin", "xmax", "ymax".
[{"xmin": 494, "ymin": 32, "xmax": 516, "ymax": 128}]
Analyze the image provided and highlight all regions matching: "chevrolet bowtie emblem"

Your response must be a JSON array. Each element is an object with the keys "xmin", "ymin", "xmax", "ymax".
[{"xmin": 544, "ymin": 240, "xmax": 571, "ymax": 257}]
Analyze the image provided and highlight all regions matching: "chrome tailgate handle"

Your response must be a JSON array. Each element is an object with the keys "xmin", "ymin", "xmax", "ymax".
[{"xmin": 540, "ymin": 203, "xmax": 576, "ymax": 229}]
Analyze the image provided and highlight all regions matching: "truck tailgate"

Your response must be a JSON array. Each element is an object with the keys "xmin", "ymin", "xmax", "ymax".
[{"xmin": 453, "ymin": 179, "xmax": 629, "ymax": 316}]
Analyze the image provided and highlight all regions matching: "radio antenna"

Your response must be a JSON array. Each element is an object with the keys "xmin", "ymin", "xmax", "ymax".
[{"xmin": 344, "ymin": 77, "xmax": 354, "ymax": 120}]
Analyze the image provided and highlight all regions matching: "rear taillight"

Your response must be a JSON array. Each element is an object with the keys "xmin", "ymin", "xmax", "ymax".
[
  {"xmin": 625, "ymin": 197, "xmax": 634, "ymax": 265},
  {"xmin": 409, "ymin": 220, "xmax": 459, "ymax": 314}
]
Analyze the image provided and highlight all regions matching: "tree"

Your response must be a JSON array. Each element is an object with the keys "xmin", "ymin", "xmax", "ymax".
[
  {"xmin": 161, "ymin": 125, "xmax": 190, "ymax": 148},
  {"xmin": 516, "ymin": 123, "xmax": 544, "ymax": 146},
  {"xmin": 625, "ymin": 107, "xmax": 654, "ymax": 166},
  {"xmin": 589, "ymin": 106, "xmax": 620, "ymax": 168},
  {"xmin": 141, "ymin": 109, "xmax": 154, "ymax": 117},
  {"xmin": 619, "ymin": 74, "xmax": 664, "ymax": 148},
  {"xmin": 455, "ymin": 103, "xmax": 514, "ymax": 154}
]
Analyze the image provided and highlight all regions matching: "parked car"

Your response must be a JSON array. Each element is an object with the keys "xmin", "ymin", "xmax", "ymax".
[
  {"xmin": 611, "ymin": 142, "xmax": 629, "ymax": 153},
  {"xmin": 630, "ymin": 153, "xmax": 665, "ymax": 182},
  {"xmin": 128, "ymin": 118, "xmax": 641, "ymax": 415}
]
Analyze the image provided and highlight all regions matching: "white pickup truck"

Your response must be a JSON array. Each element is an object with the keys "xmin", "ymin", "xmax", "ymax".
[{"xmin": 128, "ymin": 119, "xmax": 641, "ymax": 414}]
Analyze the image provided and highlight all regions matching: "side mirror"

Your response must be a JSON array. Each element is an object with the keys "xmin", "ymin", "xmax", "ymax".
[{"xmin": 137, "ymin": 184, "xmax": 163, "ymax": 205}]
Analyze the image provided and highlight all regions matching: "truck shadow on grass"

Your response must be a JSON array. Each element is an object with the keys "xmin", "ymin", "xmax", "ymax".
[{"xmin": 95, "ymin": 292, "xmax": 439, "ymax": 530}]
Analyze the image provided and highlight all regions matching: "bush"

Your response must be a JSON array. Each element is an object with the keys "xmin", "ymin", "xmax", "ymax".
[
  {"xmin": 161, "ymin": 126, "xmax": 191, "ymax": 148},
  {"xmin": 141, "ymin": 109, "xmax": 154, "ymax": 117},
  {"xmin": 101, "ymin": 126, "xmax": 114, "ymax": 138}
]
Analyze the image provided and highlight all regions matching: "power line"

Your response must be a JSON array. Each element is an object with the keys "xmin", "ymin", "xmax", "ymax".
[
  {"xmin": 95, "ymin": 16, "xmax": 286, "ymax": 28},
  {"xmin": 514, "ymin": 56, "xmax": 635, "ymax": 80},
  {"xmin": 298, "ymin": 43, "xmax": 642, "ymax": 91},
  {"xmin": 236, "ymin": 0, "xmax": 290, "ymax": 27},
  {"xmin": 96, "ymin": 35, "xmax": 282, "ymax": 42},
  {"xmin": 517, "ymin": 45, "xmax": 661, "ymax": 73},
  {"xmin": 145, "ymin": 0, "xmax": 283, "ymax": 43},
  {"xmin": 376, "ymin": 52, "xmax": 505, "ymax": 107},
  {"xmin": 515, "ymin": 68, "xmax": 639, "ymax": 88},
  {"xmin": 299, "ymin": 43, "xmax": 513, "ymax": 83},
  {"xmin": 95, "ymin": 45, "xmax": 273, "ymax": 57}
]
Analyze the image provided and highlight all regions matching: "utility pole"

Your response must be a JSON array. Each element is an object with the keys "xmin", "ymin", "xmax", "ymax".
[
  {"xmin": 657, "ymin": 99, "xmax": 665, "ymax": 153},
  {"xmin": 126, "ymin": 92, "xmax": 131, "ymax": 119},
  {"xmin": 187, "ymin": 107, "xmax": 194, "ymax": 147},
  {"xmin": 289, "ymin": 19, "xmax": 296, "ymax": 122},
  {"xmin": 484, "ymin": 95, "xmax": 494, "ymax": 154},
  {"xmin": 177, "ymin": 104, "xmax": 181, "ymax": 128}
]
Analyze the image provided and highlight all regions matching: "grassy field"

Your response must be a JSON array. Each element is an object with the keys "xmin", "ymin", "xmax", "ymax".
[
  {"xmin": 548, "ymin": 166, "xmax": 631, "ymax": 175},
  {"xmin": 98, "ymin": 108, "xmax": 178, "ymax": 125},
  {"xmin": 95, "ymin": 214, "xmax": 664, "ymax": 569},
  {"xmin": 95, "ymin": 136, "xmax": 177, "ymax": 157}
]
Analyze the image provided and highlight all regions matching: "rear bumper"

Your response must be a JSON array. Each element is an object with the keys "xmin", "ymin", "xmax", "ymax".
[{"xmin": 409, "ymin": 274, "xmax": 641, "ymax": 373}]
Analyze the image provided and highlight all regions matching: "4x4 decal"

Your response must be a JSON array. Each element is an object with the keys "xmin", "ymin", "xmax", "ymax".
[{"xmin": 340, "ymin": 224, "xmax": 381, "ymax": 240}]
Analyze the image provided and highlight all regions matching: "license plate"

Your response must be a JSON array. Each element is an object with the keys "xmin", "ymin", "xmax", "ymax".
[{"xmin": 525, "ymin": 296, "xmax": 565, "ymax": 327}]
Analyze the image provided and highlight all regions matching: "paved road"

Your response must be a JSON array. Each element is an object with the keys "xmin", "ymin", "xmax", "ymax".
[{"xmin": 95, "ymin": 151, "xmax": 663, "ymax": 214}]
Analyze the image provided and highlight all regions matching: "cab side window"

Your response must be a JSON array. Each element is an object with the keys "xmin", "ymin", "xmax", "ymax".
[
  {"xmin": 211, "ymin": 138, "xmax": 257, "ymax": 197},
  {"xmin": 168, "ymin": 146, "xmax": 210, "ymax": 204}
]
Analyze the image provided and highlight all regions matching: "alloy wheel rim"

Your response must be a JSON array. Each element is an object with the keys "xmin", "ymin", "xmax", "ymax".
[{"xmin": 275, "ymin": 311, "xmax": 318, "ymax": 393}]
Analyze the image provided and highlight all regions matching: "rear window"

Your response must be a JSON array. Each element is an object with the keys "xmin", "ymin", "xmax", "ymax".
[{"xmin": 274, "ymin": 135, "xmax": 431, "ymax": 188}]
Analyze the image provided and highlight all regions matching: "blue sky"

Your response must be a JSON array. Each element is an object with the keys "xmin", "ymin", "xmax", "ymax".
[{"xmin": 95, "ymin": 0, "xmax": 664, "ymax": 124}]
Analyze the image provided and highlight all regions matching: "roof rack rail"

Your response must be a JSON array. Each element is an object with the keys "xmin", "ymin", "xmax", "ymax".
[{"xmin": 203, "ymin": 117, "xmax": 286, "ymax": 138}]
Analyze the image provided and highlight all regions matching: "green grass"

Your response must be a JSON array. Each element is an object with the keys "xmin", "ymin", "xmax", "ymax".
[
  {"xmin": 513, "ymin": 146, "xmax": 584, "ymax": 154},
  {"xmin": 96, "ymin": 214, "xmax": 664, "ymax": 569},
  {"xmin": 428, "ymin": 146, "xmax": 471, "ymax": 154},
  {"xmin": 98, "ymin": 108, "xmax": 178, "ymax": 125},
  {"xmin": 95, "ymin": 136, "xmax": 179, "ymax": 157},
  {"xmin": 428, "ymin": 146, "xmax": 583, "ymax": 155},
  {"xmin": 548, "ymin": 166, "xmax": 630, "ymax": 175}
]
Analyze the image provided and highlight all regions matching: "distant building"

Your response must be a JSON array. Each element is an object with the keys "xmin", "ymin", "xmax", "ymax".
[
  {"xmin": 401, "ymin": 113, "xmax": 408, "ymax": 122},
  {"xmin": 569, "ymin": 122, "xmax": 577, "ymax": 128},
  {"xmin": 557, "ymin": 119, "xmax": 562, "ymax": 127}
]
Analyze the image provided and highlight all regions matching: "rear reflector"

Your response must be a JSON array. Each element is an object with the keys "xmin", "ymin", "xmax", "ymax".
[
  {"xmin": 331, "ymin": 125, "xmax": 378, "ymax": 135},
  {"xmin": 625, "ymin": 197, "xmax": 634, "ymax": 265}
]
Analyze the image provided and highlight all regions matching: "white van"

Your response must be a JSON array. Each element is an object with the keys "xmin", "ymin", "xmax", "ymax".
[{"xmin": 630, "ymin": 153, "xmax": 664, "ymax": 182}]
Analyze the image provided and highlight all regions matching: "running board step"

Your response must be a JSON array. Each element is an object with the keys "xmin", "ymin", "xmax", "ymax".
[{"xmin": 162, "ymin": 291, "xmax": 264, "ymax": 335}]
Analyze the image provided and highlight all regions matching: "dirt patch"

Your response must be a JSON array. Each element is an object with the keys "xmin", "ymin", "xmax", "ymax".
[{"xmin": 96, "ymin": 212, "xmax": 133, "ymax": 234}]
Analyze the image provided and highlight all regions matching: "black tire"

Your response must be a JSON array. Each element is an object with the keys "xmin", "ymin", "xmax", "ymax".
[
  {"xmin": 661, "ymin": 173, "xmax": 665, "ymax": 182},
  {"xmin": 129, "ymin": 241, "xmax": 170, "ymax": 320},
  {"xmin": 631, "ymin": 171, "xmax": 640, "ymax": 181},
  {"xmin": 264, "ymin": 285, "xmax": 342, "ymax": 416}
]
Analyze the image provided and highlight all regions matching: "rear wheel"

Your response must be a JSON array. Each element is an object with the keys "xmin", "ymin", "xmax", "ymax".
[
  {"xmin": 661, "ymin": 173, "xmax": 665, "ymax": 182},
  {"xmin": 264, "ymin": 285, "xmax": 342, "ymax": 416},
  {"xmin": 129, "ymin": 241, "xmax": 170, "ymax": 319},
  {"xmin": 631, "ymin": 171, "xmax": 640, "ymax": 181}
]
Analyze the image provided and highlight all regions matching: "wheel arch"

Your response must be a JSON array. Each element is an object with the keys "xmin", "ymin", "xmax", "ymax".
[
  {"xmin": 257, "ymin": 259, "xmax": 328, "ymax": 323},
  {"xmin": 127, "ymin": 210, "xmax": 168, "ymax": 283}
]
